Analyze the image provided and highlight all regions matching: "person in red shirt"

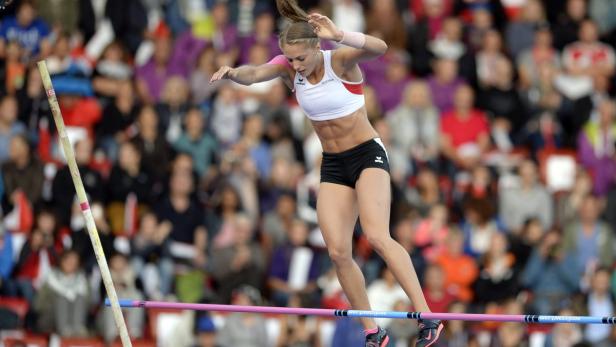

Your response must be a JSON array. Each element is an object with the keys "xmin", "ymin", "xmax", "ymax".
[
  {"xmin": 422, "ymin": 263, "xmax": 456, "ymax": 314},
  {"xmin": 440, "ymin": 84, "xmax": 490, "ymax": 170}
]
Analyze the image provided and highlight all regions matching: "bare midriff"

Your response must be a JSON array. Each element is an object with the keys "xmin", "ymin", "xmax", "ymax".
[{"xmin": 311, "ymin": 107, "xmax": 378, "ymax": 153}]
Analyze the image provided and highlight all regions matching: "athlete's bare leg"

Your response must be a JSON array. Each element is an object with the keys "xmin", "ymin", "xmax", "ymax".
[
  {"xmin": 317, "ymin": 182, "xmax": 377, "ymax": 330},
  {"xmin": 356, "ymin": 168, "xmax": 431, "ymax": 312}
]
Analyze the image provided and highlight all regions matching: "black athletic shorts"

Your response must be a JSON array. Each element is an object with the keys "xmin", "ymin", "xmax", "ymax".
[{"xmin": 320, "ymin": 138, "xmax": 390, "ymax": 188}]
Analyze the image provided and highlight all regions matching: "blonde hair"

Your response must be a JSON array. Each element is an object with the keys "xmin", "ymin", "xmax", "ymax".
[{"xmin": 276, "ymin": 0, "xmax": 319, "ymax": 47}]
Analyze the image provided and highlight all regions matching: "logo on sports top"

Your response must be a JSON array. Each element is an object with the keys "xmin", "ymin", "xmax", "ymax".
[
  {"xmin": 375, "ymin": 156, "xmax": 383, "ymax": 164},
  {"xmin": 297, "ymin": 76, "xmax": 305, "ymax": 85}
]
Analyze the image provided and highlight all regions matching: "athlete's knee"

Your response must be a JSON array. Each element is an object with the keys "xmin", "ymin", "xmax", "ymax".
[
  {"xmin": 365, "ymin": 233, "xmax": 393, "ymax": 254},
  {"xmin": 328, "ymin": 247, "xmax": 353, "ymax": 266}
]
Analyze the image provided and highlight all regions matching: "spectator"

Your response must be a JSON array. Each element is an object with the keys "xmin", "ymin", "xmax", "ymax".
[
  {"xmin": 364, "ymin": 0, "xmax": 406, "ymax": 50},
  {"xmin": 408, "ymin": 0, "xmax": 450, "ymax": 75},
  {"xmin": 406, "ymin": 167, "xmax": 444, "ymax": 217},
  {"xmin": 545, "ymin": 307, "xmax": 584, "ymax": 347},
  {"xmin": 135, "ymin": 36, "xmax": 174, "ymax": 104},
  {"xmin": 562, "ymin": 194, "xmax": 614, "ymax": 270},
  {"xmin": 35, "ymin": 0, "xmax": 79, "ymax": 34},
  {"xmin": 577, "ymin": 98, "xmax": 616, "ymax": 196},
  {"xmin": 461, "ymin": 197, "xmax": 498, "ymax": 258},
  {"xmin": 475, "ymin": 30, "xmax": 510, "ymax": 91},
  {"xmin": 422, "ymin": 264, "xmax": 456, "ymax": 315},
  {"xmin": 499, "ymin": 159, "xmax": 554, "ymax": 232},
  {"xmin": 210, "ymin": 214, "xmax": 264, "ymax": 303},
  {"xmin": 1, "ymin": 134, "xmax": 43, "ymax": 208},
  {"xmin": 261, "ymin": 192, "xmax": 296, "ymax": 254},
  {"xmin": 505, "ymin": 0, "xmax": 548, "ymax": 59},
  {"xmin": 154, "ymin": 169, "xmax": 207, "ymax": 268},
  {"xmin": 509, "ymin": 217, "xmax": 546, "ymax": 272},
  {"xmin": 98, "ymin": 253, "xmax": 144, "ymax": 342},
  {"xmin": 556, "ymin": 169, "xmax": 593, "ymax": 227},
  {"xmin": 431, "ymin": 301, "xmax": 471, "ymax": 347},
  {"xmin": 52, "ymin": 138, "xmax": 105, "ymax": 226},
  {"xmin": 489, "ymin": 322, "xmax": 528, "ymax": 347},
  {"xmin": 367, "ymin": 267, "xmax": 408, "ymax": 329},
  {"xmin": 96, "ymin": 80, "xmax": 139, "ymax": 160},
  {"xmin": 131, "ymin": 212, "xmax": 174, "ymax": 299},
  {"xmin": 173, "ymin": 107, "xmax": 218, "ymax": 178},
  {"xmin": 238, "ymin": 8, "xmax": 280, "ymax": 65},
  {"xmin": 193, "ymin": 314, "xmax": 218, "ymax": 347},
  {"xmin": 578, "ymin": 267, "xmax": 614, "ymax": 345},
  {"xmin": 427, "ymin": 58, "xmax": 465, "ymax": 113},
  {"xmin": 517, "ymin": 25, "xmax": 561, "ymax": 91},
  {"xmin": 92, "ymin": 41, "xmax": 134, "ymax": 100},
  {"xmin": 0, "ymin": 95, "xmax": 25, "ymax": 163},
  {"xmin": 156, "ymin": 75, "xmax": 190, "ymax": 144},
  {"xmin": 386, "ymin": 80, "xmax": 440, "ymax": 169},
  {"xmin": 521, "ymin": 229, "xmax": 581, "ymax": 315},
  {"xmin": 216, "ymin": 285, "xmax": 268, "ymax": 347},
  {"xmin": 190, "ymin": 46, "xmax": 219, "ymax": 105},
  {"xmin": 562, "ymin": 18, "xmax": 615, "ymax": 79},
  {"xmin": 267, "ymin": 218, "xmax": 320, "ymax": 307},
  {"xmin": 433, "ymin": 227, "xmax": 479, "ymax": 302},
  {"xmin": 132, "ymin": 105, "xmax": 173, "ymax": 186},
  {"xmin": 413, "ymin": 204, "xmax": 449, "ymax": 261},
  {"xmin": 35, "ymin": 249, "xmax": 88, "ymax": 337},
  {"xmin": 589, "ymin": 0, "xmax": 616, "ymax": 35},
  {"xmin": 275, "ymin": 295, "xmax": 321, "ymax": 347},
  {"xmin": 473, "ymin": 232, "xmax": 519, "ymax": 305},
  {"xmin": 440, "ymin": 84, "xmax": 491, "ymax": 171},
  {"xmin": 552, "ymin": 0, "xmax": 589, "ymax": 50},
  {"xmin": 0, "ymin": 0, "xmax": 50, "ymax": 59}
]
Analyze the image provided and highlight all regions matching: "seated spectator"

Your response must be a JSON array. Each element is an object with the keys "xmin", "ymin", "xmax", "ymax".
[
  {"xmin": 267, "ymin": 218, "xmax": 320, "ymax": 308},
  {"xmin": 193, "ymin": 313, "xmax": 218, "ymax": 347},
  {"xmin": 173, "ymin": 107, "xmax": 218, "ymax": 179},
  {"xmin": 96, "ymin": 80, "xmax": 139, "ymax": 161},
  {"xmin": 431, "ymin": 301, "xmax": 471, "ymax": 346},
  {"xmin": 261, "ymin": 192, "xmax": 296, "ymax": 254},
  {"xmin": 132, "ymin": 105, "xmax": 173, "ymax": 186},
  {"xmin": 505, "ymin": 0, "xmax": 547, "ymax": 59},
  {"xmin": 386, "ymin": 80, "xmax": 440, "ymax": 169},
  {"xmin": 405, "ymin": 167, "xmax": 444, "ymax": 217},
  {"xmin": 545, "ymin": 307, "xmax": 584, "ymax": 347},
  {"xmin": 440, "ymin": 84, "xmax": 491, "ymax": 171},
  {"xmin": 490, "ymin": 322, "xmax": 528, "ymax": 347},
  {"xmin": 216, "ymin": 285, "xmax": 268, "ymax": 347},
  {"xmin": 52, "ymin": 138, "xmax": 105, "ymax": 226},
  {"xmin": 92, "ymin": 41, "xmax": 134, "ymax": 100},
  {"xmin": 35, "ymin": 0, "xmax": 79, "ymax": 34},
  {"xmin": 190, "ymin": 46, "xmax": 219, "ymax": 105},
  {"xmin": 367, "ymin": 267, "xmax": 409, "ymax": 329},
  {"xmin": 552, "ymin": 0, "xmax": 588, "ymax": 50},
  {"xmin": 474, "ymin": 233, "xmax": 519, "ymax": 305},
  {"xmin": 98, "ymin": 253, "xmax": 144, "ymax": 342},
  {"xmin": 427, "ymin": 58, "xmax": 464, "ymax": 113},
  {"xmin": 577, "ymin": 267, "xmax": 615, "ymax": 345},
  {"xmin": 35, "ymin": 249, "xmax": 88, "ymax": 337},
  {"xmin": 367, "ymin": 50, "xmax": 412, "ymax": 113},
  {"xmin": 499, "ymin": 159, "xmax": 554, "ymax": 233},
  {"xmin": 0, "ymin": 95, "xmax": 25, "ymax": 163},
  {"xmin": 106, "ymin": 141, "xmax": 153, "ymax": 232},
  {"xmin": 238, "ymin": 8, "xmax": 280, "ymax": 65},
  {"xmin": 408, "ymin": 0, "xmax": 449, "ymax": 75},
  {"xmin": 429, "ymin": 17, "xmax": 466, "ymax": 62},
  {"xmin": 556, "ymin": 169, "xmax": 593, "ymax": 227},
  {"xmin": 2, "ymin": 134, "xmax": 43, "ymax": 213},
  {"xmin": 0, "ymin": 0, "xmax": 50, "ymax": 60},
  {"xmin": 422, "ymin": 264, "xmax": 456, "ymax": 315},
  {"xmin": 521, "ymin": 229, "xmax": 581, "ymax": 315},
  {"xmin": 475, "ymin": 30, "xmax": 510, "ymax": 91},
  {"xmin": 393, "ymin": 216, "xmax": 428, "ymax": 283},
  {"xmin": 413, "ymin": 204, "xmax": 449, "ymax": 261},
  {"xmin": 461, "ymin": 197, "xmax": 499, "ymax": 258},
  {"xmin": 517, "ymin": 25, "xmax": 561, "ymax": 91},
  {"xmin": 275, "ymin": 295, "xmax": 321, "ymax": 347},
  {"xmin": 577, "ymin": 98, "xmax": 616, "ymax": 196},
  {"xmin": 156, "ymin": 75, "xmax": 190, "ymax": 144},
  {"xmin": 433, "ymin": 227, "xmax": 479, "ymax": 302},
  {"xmin": 563, "ymin": 19, "xmax": 616, "ymax": 80},
  {"xmin": 131, "ymin": 212, "xmax": 173, "ymax": 299},
  {"xmin": 562, "ymin": 194, "xmax": 614, "ymax": 271},
  {"xmin": 154, "ymin": 170, "xmax": 207, "ymax": 268},
  {"xmin": 210, "ymin": 214, "xmax": 265, "ymax": 303},
  {"xmin": 523, "ymin": 112, "xmax": 565, "ymax": 155},
  {"xmin": 135, "ymin": 36, "xmax": 175, "ymax": 104}
]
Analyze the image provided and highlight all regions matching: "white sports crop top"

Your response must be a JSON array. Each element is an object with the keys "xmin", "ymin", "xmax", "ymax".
[{"xmin": 293, "ymin": 50, "xmax": 365, "ymax": 121}]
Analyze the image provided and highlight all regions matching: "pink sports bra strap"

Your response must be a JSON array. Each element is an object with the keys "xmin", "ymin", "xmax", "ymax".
[{"xmin": 267, "ymin": 55, "xmax": 291, "ymax": 67}]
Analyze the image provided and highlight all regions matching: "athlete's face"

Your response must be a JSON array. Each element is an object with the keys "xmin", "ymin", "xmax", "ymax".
[{"xmin": 282, "ymin": 43, "xmax": 321, "ymax": 78}]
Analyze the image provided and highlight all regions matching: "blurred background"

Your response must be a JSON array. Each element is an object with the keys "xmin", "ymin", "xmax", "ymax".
[{"xmin": 0, "ymin": 0, "xmax": 615, "ymax": 346}]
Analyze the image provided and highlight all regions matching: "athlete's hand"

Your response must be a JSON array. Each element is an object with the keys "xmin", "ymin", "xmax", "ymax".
[
  {"xmin": 210, "ymin": 66, "xmax": 234, "ymax": 83},
  {"xmin": 308, "ymin": 13, "xmax": 343, "ymax": 42}
]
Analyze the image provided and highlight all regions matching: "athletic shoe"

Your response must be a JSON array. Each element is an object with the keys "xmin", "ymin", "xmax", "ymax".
[
  {"xmin": 365, "ymin": 326, "xmax": 390, "ymax": 347},
  {"xmin": 415, "ymin": 319, "xmax": 444, "ymax": 347}
]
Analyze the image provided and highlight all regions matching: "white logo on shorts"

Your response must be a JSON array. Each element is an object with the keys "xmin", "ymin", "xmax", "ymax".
[{"xmin": 375, "ymin": 156, "xmax": 383, "ymax": 164}]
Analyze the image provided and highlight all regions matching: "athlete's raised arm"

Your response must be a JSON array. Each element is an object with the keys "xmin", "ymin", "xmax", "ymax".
[
  {"xmin": 307, "ymin": 13, "xmax": 388, "ymax": 69},
  {"xmin": 209, "ymin": 61, "xmax": 291, "ymax": 86}
]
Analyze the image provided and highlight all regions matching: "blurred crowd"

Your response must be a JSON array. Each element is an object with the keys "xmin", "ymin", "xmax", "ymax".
[{"xmin": 0, "ymin": 0, "xmax": 616, "ymax": 346}]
